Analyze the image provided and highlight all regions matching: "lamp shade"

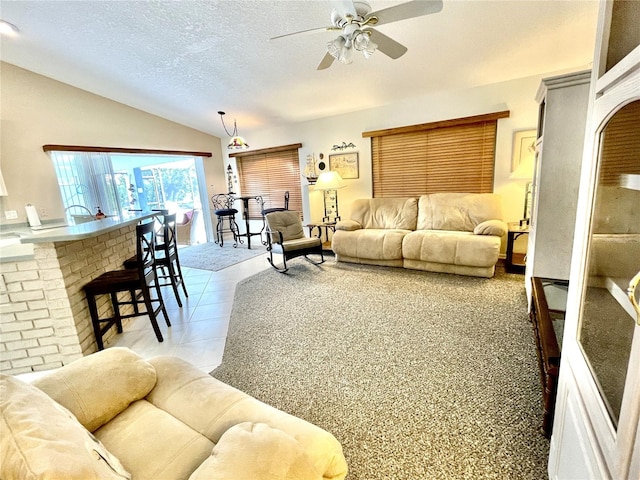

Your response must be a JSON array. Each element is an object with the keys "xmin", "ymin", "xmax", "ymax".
[
  {"xmin": 314, "ymin": 171, "xmax": 345, "ymax": 190},
  {"xmin": 228, "ymin": 135, "xmax": 249, "ymax": 150},
  {"xmin": 510, "ymin": 154, "xmax": 535, "ymax": 180}
]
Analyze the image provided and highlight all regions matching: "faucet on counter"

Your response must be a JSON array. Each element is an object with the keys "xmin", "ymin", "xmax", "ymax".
[{"xmin": 65, "ymin": 204, "xmax": 96, "ymax": 224}]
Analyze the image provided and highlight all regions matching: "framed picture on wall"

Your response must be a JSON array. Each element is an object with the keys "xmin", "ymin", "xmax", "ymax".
[
  {"xmin": 329, "ymin": 152, "xmax": 359, "ymax": 179},
  {"xmin": 511, "ymin": 129, "xmax": 537, "ymax": 173}
]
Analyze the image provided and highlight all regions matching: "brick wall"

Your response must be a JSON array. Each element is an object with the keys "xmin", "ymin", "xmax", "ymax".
[{"xmin": 0, "ymin": 223, "xmax": 137, "ymax": 374}]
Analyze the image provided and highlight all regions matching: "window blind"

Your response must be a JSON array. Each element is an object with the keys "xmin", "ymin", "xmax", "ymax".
[
  {"xmin": 365, "ymin": 112, "xmax": 509, "ymax": 198},
  {"xmin": 233, "ymin": 144, "xmax": 302, "ymax": 218}
]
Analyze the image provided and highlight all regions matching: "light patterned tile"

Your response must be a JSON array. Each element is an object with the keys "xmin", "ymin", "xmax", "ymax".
[{"xmin": 179, "ymin": 318, "xmax": 229, "ymax": 343}]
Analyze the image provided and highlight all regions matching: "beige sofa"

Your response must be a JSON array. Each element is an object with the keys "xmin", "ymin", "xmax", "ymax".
[
  {"xmin": 332, "ymin": 193, "xmax": 508, "ymax": 278},
  {"xmin": 0, "ymin": 348, "xmax": 347, "ymax": 480}
]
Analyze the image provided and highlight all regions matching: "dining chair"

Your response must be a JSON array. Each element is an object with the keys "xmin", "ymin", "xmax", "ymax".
[
  {"xmin": 124, "ymin": 213, "xmax": 188, "ymax": 307},
  {"xmin": 83, "ymin": 221, "xmax": 171, "ymax": 350}
]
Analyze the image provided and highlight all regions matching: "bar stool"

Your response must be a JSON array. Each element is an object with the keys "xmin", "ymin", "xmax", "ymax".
[
  {"xmin": 83, "ymin": 221, "xmax": 170, "ymax": 350},
  {"xmin": 211, "ymin": 193, "xmax": 240, "ymax": 247},
  {"xmin": 124, "ymin": 213, "xmax": 188, "ymax": 307}
]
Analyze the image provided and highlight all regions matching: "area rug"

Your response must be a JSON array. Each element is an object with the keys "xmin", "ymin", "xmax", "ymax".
[
  {"xmin": 177, "ymin": 240, "xmax": 265, "ymax": 271},
  {"xmin": 212, "ymin": 262, "xmax": 549, "ymax": 480}
]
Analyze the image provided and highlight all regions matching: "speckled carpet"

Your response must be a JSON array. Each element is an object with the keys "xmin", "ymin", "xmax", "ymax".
[{"xmin": 212, "ymin": 261, "xmax": 549, "ymax": 479}]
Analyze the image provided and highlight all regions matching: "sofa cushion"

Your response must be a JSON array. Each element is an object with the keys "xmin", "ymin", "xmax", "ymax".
[
  {"xmin": 417, "ymin": 193, "xmax": 504, "ymax": 231},
  {"xmin": 95, "ymin": 399, "xmax": 214, "ymax": 480},
  {"xmin": 0, "ymin": 374, "xmax": 131, "ymax": 480},
  {"xmin": 189, "ymin": 422, "xmax": 322, "ymax": 480},
  {"xmin": 350, "ymin": 198, "xmax": 418, "ymax": 230},
  {"xmin": 332, "ymin": 229, "xmax": 409, "ymax": 261},
  {"xmin": 145, "ymin": 355, "xmax": 348, "ymax": 480},
  {"xmin": 403, "ymin": 230, "xmax": 501, "ymax": 267},
  {"xmin": 33, "ymin": 347, "xmax": 157, "ymax": 433}
]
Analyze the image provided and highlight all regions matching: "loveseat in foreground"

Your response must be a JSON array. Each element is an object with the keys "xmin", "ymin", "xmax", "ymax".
[
  {"xmin": 332, "ymin": 193, "xmax": 508, "ymax": 278},
  {"xmin": 0, "ymin": 348, "xmax": 347, "ymax": 480}
]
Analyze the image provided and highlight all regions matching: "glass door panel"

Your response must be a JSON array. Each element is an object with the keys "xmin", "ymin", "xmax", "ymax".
[{"xmin": 578, "ymin": 99, "xmax": 640, "ymax": 427}]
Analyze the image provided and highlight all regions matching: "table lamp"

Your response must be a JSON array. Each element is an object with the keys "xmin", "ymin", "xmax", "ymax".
[
  {"xmin": 510, "ymin": 154, "xmax": 535, "ymax": 225},
  {"xmin": 314, "ymin": 171, "xmax": 345, "ymax": 222}
]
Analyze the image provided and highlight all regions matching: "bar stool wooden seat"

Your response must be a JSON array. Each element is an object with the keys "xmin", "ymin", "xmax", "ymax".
[
  {"xmin": 124, "ymin": 213, "xmax": 188, "ymax": 307},
  {"xmin": 83, "ymin": 221, "xmax": 170, "ymax": 350}
]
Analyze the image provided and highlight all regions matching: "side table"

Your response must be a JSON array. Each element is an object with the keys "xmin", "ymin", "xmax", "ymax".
[
  {"xmin": 306, "ymin": 222, "xmax": 337, "ymax": 252},
  {"xmin": 506, "ymin": 222, "xmax": 529, "ymax": 274}
]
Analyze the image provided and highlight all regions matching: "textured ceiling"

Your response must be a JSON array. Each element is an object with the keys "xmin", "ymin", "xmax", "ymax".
[{"xmin": 0, "ymin": 0, "xmax": 599, "ymax": 138}]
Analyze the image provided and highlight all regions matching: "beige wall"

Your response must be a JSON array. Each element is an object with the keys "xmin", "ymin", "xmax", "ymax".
[
  {"xmin": 0, "ymin": 62, "xmax": 224, "ymax": 225},
  {"xmin": 227, "ymin": 69, "xmax": 587, "ymax": 226}
]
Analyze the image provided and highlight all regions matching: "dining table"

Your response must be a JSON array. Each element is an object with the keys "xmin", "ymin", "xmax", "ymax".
[{"xmin": 233, "ymin": 195, "xmax": 264, "ymax": 249}]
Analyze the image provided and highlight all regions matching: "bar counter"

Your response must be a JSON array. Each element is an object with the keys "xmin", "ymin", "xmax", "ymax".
[{"xmin": 0, "ymin": 212, "xmax": 157, "ymax": 374}]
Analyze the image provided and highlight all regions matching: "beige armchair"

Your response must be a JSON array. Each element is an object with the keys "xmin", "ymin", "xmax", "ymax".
[
  {"xmin": 265, "ymin": 211, "xmax": 324, "ymax": 273},
  {"xmin": 176, "ymin": 209, "xmax": 196, "ymax": 245}
]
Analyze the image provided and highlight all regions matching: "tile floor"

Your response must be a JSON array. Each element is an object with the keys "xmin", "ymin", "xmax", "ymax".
[{"xmin": 107, "ymin": 250, "xmax": 271, "ymax": 373}]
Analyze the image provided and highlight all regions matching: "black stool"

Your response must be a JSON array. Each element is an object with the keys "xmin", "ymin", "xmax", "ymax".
[
  {"xmin": 84, "ymin": 221, "xmax": 170, "ymax": 350},
  {"xmin": 211, "ymin": 193, "xmax": 240, "ymax": 247},
  {"xmin": 124, "ymin": 213, "xmax": 188, "ymax": 307}
]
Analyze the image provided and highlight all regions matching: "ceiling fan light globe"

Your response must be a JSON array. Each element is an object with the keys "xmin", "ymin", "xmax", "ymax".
[
  {"xmin": 327, "ymin": 35, "xmax": 346, "ymax": 59},
  {"xmin": 363, "ymin": 39, "xmax": 377, "ymax": 58},
  {"xmin": 339, "ymin": 45, "xmax": 353, "ymax": 64}
]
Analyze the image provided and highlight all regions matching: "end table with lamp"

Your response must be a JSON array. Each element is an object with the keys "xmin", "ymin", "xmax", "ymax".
[{"xmin": 506, "ymin": 222, "xmax": 529, "ymax": 274}]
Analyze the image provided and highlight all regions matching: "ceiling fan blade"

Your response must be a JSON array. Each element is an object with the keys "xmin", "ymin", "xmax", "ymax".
[
  {"xmin": 270, "ymin": 25, "xmax": 338, "ymax": 41},
  {"xmin": 367, "ymin": 28, "xmax": 407, "ymax": 59},
  {"xmin": 370, "ymin": 0, "xmax": 443, "ymax": 27},
  {"xmin": 317, "ymin": 52, "xmax": 336, "ymax": 70}
]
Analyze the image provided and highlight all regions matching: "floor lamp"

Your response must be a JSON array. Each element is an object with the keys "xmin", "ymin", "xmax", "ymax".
[{"xmin": 314, "ymin": 171, "xmax": 345, "ymax": 222}]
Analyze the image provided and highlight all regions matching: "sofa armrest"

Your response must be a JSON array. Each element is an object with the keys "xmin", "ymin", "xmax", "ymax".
[
  {"xmin": 473, "ymin": 219, "xmax": 508, "ymax": 237},
  {"xmin": 32, "ymin": 347, "xmax": 157, "ymax": 433},
  {"xmin": 335, "ymin": 220, "xmax": 362, "ymax": 231},
  {"xmin": 146, "ymin": 355, "xmax": 348, "ymax": 480},
  {"xmin": 188, "ymin": 422, "xmax": 322, "ymax": 480}
]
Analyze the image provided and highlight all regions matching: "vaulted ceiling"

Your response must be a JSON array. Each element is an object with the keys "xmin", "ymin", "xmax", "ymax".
[{"xmin": 0, "ymin": 0, "xmax": 599, "ymax": 138}]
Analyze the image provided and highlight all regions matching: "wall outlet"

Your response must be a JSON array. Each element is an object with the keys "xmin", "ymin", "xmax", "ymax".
[
  {"xmin": 39, "ymin": 207, "xmax": 48, "ymax": 218},
  {"xmin": 4, "ymin": 210, "xmax": 18, "ymax": 220}
]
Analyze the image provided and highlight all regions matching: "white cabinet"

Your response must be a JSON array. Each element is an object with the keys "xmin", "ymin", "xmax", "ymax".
[
  {"xmin": 525, "ymin": 70, "xmax": 590, "ymax": 301},
  {"xmin": 548, "ymin": 1, "xmax": 640, "ymax": 478}
]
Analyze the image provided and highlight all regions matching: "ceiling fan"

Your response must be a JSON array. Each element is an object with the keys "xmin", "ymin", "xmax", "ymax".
[{"xmin": 270, "ymin": 0, "xmax": 443, "ymax": 70}]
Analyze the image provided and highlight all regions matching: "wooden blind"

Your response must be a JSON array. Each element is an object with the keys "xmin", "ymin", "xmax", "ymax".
[
  {"xmin": 235, "ymin": 145, "xmax": 302, "ymax": 218},
  {"xmin": 367, "ymin": 112, "xmax": 508, "ymax": 197},
  {"xmin": 598, "ymin": 100, "xmax": 640, "ymax": 186}
]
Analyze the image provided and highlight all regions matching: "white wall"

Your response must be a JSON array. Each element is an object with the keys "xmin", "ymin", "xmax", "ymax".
[
  {"xmin": 0, "ymin": 62, "xmax": 225, "ymax": 226},
  {"xmin": 224, "ymin": 70, "xmax": 584, "ymax": 226}
]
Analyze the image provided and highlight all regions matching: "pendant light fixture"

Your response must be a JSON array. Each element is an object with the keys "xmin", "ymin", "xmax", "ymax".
[{"xmin": 218, "ymin": 111, "xmax": 249, "ymax": 150}]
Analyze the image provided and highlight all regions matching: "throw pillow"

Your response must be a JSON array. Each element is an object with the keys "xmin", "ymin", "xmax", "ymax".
[{"xmin": 0, "ymin": 374, "xmax": 131, "ymax": 480}]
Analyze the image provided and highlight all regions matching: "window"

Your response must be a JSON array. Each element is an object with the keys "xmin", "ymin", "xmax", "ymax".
[
  {"xmin": 43, "ymin": 145, "xmax": 211, "ymax": 223},
  {"xmin": 232, "ymin": 143, "xmax": 302, "ymax": 218},
  {"xmin": 364, "ymin": 111, "xmax": 509, "ymax": 197}
]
